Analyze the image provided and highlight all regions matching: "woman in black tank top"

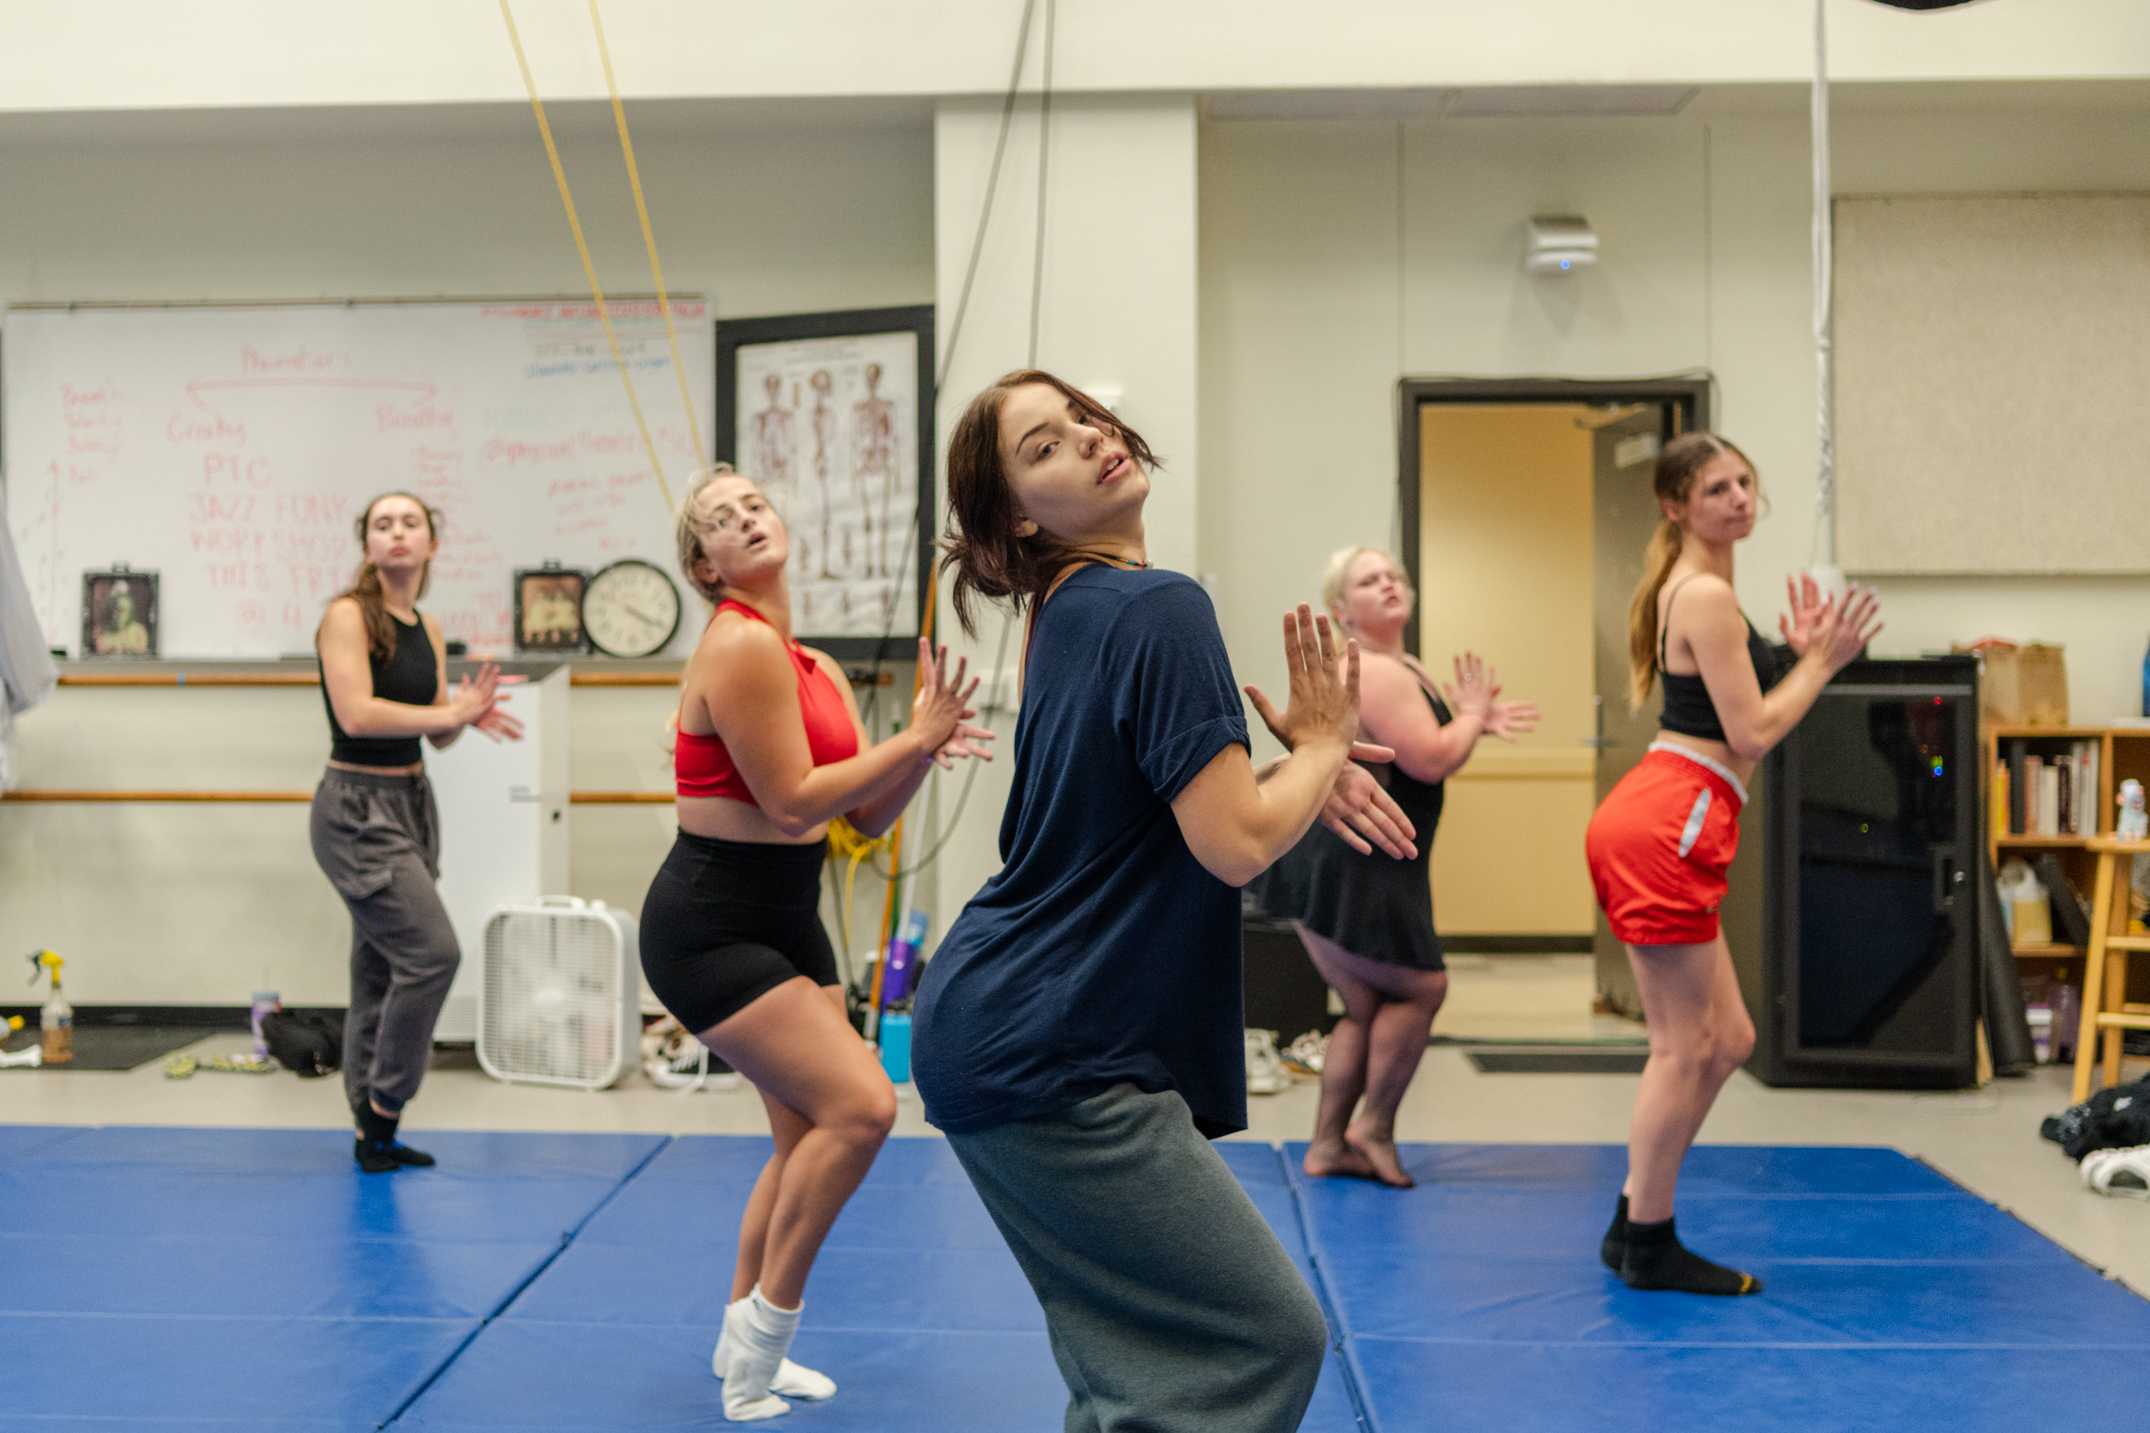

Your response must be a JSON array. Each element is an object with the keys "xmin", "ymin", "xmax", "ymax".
[
  {"xmin": 1586, "ymin": 434, "xmax": 1880, "ymax": 1297},
  {"xmin": 311, "ymin": 492, "xmax": 521, "ymax": 1174},
  {"xmin": 1253, "ymin": 546, "xmax": 1538, "ymax": 1188}
]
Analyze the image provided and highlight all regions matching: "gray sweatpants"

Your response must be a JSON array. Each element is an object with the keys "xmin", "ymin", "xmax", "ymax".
[
  {"xmin": 308, "ymin": 768, "xmax": 460, "ymax": 1117},
  {"xmin": 945, "ymin": 1084, "xmax": 1330, "ymax": 1433}
]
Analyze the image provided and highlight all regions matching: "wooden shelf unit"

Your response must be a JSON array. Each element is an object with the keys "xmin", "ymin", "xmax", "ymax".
[{"xmin": 1983, "ymin": 723, "xmax": 2150, "ymax": 971}]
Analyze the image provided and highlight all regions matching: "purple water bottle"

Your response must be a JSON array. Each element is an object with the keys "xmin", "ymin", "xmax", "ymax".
[
  {"xmin": 250, "ymin": 991, "xmax": 282, "ymax": 1060},
  {"xmin": 880, "ymin": 910, "xmax": 930, "ymax": 1006}
]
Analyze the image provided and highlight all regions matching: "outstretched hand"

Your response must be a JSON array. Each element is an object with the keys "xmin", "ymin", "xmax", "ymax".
[
  {"xmin": 1806, "ymin": 585, "xmax": 1884, "ymax": 675},
  {"xmin": 909, "ymin": 636, "xmax": 981, "ymax": 755},
  {"xmin": 1777, "ymin": 573, "xmax": 1828, "ymax": 656},
  {"xmin": 453, "ymin": 661, "xmax": 523, "ymax": 741},
  {"xmin": 1318, "ymin": 756, "xmax": 1418, "ymax": 860},
  {"xmin": 1440, "ymin": 652, "xmax": 1495, "ymax": 722},
  {"xmin": 1242, "ymin": 605, "xmax": 1361, "ymax": 755},
  {"xmin": 1483, "ymin": 694, "xmax": 1540, "ymax": 742},
  {"xmin": 928, "ymin": 720, "xmax": 998, "ymax": 771}
]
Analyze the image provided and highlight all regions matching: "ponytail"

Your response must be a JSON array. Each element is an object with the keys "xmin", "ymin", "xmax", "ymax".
[{"xmin": 1626, "ymin": 519, "xmax": 1684, "ymax": 711}]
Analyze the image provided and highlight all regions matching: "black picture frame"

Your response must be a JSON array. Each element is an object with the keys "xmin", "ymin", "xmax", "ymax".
[
  {"xmin": 513, "ymin": 566, "xmax": 589, "ymax": 653},
  {"xmin": 80, "ymin": 568, "xmax": 158, "ymax": 659},
  {"xmin": 715, "ymin": 305, "xmax": 935, "ymax": 662}
]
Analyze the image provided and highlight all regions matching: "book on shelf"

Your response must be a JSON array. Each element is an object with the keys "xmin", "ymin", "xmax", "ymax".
[
  {"xmin": 2034, "ymin": 854, "xmax": 2092, "ymax": 947},
  {"xmin": 2000, "ymin": 738, "xmax": 2104, "ymax": 837},
  {"xmin": 2009, "ymin": 740, "xmax": 2027, "ymax": 833}
]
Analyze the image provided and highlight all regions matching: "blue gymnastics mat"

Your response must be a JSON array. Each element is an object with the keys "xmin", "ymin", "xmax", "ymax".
[{"xmin": 5, "ymin": 1127, "xmax": 2143, "ymax": 1431}]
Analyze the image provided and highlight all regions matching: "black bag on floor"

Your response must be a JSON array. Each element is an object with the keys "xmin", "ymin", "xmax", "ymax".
[
  {"xmin": 2041, "ymin": 1075, "xmax": 2150, "ymax": 1160},
  {"xmin": 260, "ymin": 1010, "xmax": 345, "ymax": 1077}
]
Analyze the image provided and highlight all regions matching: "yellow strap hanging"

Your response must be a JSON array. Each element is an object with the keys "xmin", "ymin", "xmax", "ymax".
[
  {"xmin": 587, "ymin": 0, "xmax": 710, "ymax": 473},
  {"xmin": 826, "ymin": 816, "xmax": 892, "ymax": 961},
  {"xmin": 498, "ymin": 0, "xmax": 675, "ymax": 514}
]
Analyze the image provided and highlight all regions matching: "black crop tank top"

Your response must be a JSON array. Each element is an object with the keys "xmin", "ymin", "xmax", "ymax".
[
  {"xmin": 322, "ymin": 609, "xmax": 438, "ymax": 767},
  {"xmin": 1657, "ymin": 575, "xmax": 1781, "ymax": 744}
]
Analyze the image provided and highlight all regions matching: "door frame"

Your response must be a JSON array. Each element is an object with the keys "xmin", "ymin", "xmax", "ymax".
[{"xmin": 1395, "ymin": 377, "xmax": 1711, "ymax": 655}]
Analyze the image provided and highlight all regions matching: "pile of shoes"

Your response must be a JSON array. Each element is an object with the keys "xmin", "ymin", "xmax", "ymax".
[
  {"xmin": 2080, "ymin": 1145, "xmax": 2150, "ymax": 1200},
  {"xmin": 1280, "ymin": 1030, "xmax": 1327, "ymax": 1079},
  {"xmin": 2041, "ymin": 1076, "xmax": 2150, "ymax": 1159}
]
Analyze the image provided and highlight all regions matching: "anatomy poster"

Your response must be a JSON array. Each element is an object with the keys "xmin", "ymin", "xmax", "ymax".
[{"xmin": 731, "ymin": 327, "xmax": 920, "ymax": 642}]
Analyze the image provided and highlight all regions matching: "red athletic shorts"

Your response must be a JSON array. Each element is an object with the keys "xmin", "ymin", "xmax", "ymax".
[{"xmin": 1585, "ymin": 744, "xmax": 1747, "ymax": 947}]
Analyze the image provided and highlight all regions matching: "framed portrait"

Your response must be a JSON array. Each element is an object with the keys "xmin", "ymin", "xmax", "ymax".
[
  {"xmin": 513, "ymin": 566, "xmax": 588, "ymax": 652},
  {"xmin": 81, "ymin": 569, "xmax": 158, "ymax": 659},
  {"xmin": 715, "ymin": 305, "xmax": 934, "ymax": 661}
]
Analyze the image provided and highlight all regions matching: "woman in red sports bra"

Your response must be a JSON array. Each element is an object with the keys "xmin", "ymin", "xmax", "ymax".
[
  {"xmin": 1585, "ymin": 433, "xmax": 1879, "ymax": 1297},
  {"xmin": 639, "ymin": 464, "xmax": 992, "ymax": 1421}
]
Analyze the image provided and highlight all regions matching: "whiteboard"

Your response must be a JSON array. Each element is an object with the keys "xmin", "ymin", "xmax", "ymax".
[
  {"xmin": 3, "ymin": 300, "xmax": 712, "ymax": 657},
  {"xmin": 1834, "ymin": 193, "xmax": 2150, "ymax": 576}
]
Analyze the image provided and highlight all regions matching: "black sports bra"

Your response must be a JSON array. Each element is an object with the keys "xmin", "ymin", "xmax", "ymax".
[{"xmin": 1657, "ymin": 575, "xmax": 1781, "ymax": 744}]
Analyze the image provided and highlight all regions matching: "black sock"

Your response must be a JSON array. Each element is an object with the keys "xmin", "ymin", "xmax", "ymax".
[
  {"xmin": 354, "ymin": 1106, "xmax": 399, "ymax": 1174},
  {"xmin": 1619, "ymin": 1216, "xmax": 1762, "ymax": 1295},
  {"xmin": 352, "ymin": 1105, "xmax": 435, "ymax": 1170},
  {"xmin": 1599, "ymin": 1194, "xmax": 1630, "ymax": 1272}
]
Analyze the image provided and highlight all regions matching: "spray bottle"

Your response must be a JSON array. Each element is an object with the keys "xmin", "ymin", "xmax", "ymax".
[{"xmin": 26, "ymin": 950, "xmax": 72, "ymax": 1065}]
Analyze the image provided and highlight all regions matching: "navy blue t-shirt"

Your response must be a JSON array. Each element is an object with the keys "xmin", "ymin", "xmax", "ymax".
[{"xmin": 913, "ymin": 567, "xmax": 1252, "ymax": 1138}]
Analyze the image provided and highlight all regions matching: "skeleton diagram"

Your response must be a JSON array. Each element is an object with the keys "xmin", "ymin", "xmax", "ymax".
[
  {"xmin": 807, "ymin": 369, "xmax": 844, "ymax": 579},
  {"xmin": 851, "ymin": 361, "xmax": 898, "ymax": 582}
]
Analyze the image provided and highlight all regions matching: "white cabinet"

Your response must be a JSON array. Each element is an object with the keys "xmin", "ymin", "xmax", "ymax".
[{"xmin": 430, "ymin": 664, "xmax": 570, "ymax": 1042}]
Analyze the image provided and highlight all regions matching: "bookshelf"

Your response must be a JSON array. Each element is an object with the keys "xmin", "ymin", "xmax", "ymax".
[{"xmin": 1983, "ymin": 723, "xmax": 2150, "ymax": 970}]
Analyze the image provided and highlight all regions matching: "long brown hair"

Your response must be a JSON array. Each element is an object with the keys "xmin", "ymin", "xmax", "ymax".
[
  {"xmin": 1625, "ymin": 432, "xmax": 1757, "ymax": 710},
  {"xmin": 325, "ymin": 491, "xmax": 439, "ymax": 659},
  {"xmin": 938, "ymin": 368, "xmax": 1160, "ymax": 637}
]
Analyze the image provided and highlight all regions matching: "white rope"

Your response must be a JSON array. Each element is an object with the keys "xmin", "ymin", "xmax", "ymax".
[{"xmin": 1810, "ymin": 0, "xmax": 1839, "ymax": 583}]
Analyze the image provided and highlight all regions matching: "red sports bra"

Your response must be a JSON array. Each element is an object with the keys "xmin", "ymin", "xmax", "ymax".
[{"xmin": 676, "ymin": 600, "xmax": 860, "ymax": 803}]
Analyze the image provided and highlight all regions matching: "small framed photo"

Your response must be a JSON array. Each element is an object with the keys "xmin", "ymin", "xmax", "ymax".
[
  {"xmin": 513, "ymin": 567, "xmax": 588, "ymax": 652},
  {"xmin": 82, "ymin": 569, "xmax": 158, "ymax": 659}
]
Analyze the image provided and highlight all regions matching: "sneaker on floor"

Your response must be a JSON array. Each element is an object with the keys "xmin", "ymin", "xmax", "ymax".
[
  {"xmin": 1281, "ymin": 1029, "xmax": 1327, "ymax": 1078},
  {"xmin": 643, "ymin": 1023, "xmax": 740, "ymax": 1092},
  {"xmin": 1245, "ymin": 1029, "xmax": 1288, "ymax": 1097},
  {"xmin": 2083, "ymin": 1144, "xmax": 2150, "ymax": 1199}
]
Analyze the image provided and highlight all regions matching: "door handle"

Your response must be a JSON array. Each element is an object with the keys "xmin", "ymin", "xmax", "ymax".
[{"xmin": 1582, "ymin": 694, "xmax": 1611, "ymax": 749}]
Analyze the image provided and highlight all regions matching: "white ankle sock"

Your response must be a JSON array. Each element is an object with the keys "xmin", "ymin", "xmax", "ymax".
[
  {"xmin": 715, "ymin": 1295, "xmax": 837, "ymax": 1401},
  {"xmin": 719, "ymin": 1285, "xmax": 801, "ymax": 1422}
]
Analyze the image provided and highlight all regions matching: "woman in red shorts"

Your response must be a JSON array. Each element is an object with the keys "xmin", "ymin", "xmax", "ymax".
[{"xmin": 1586, "ymin": 432, "xmax": 1880, "ymax": 1295}]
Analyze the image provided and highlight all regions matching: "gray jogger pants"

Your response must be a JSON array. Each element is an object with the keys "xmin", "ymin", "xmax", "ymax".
[
  {"xmin": 309, "ymin": 767, "xmax": 460, "ymax": 1116},
  {"xmin": 945, "ymin": 1084, "xmax": 1330, "ymax": 1433}
]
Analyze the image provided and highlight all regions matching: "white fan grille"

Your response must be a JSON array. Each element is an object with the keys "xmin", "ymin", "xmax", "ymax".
[{"xmin": 480, "ymin": 909, "xmax": 628, "ymax": 1086}]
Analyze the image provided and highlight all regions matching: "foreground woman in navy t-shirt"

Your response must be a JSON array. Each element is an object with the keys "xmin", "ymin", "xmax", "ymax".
[{"xmin": 914, "ymin": 369, "xmax": 1413, "ymax": 1433}]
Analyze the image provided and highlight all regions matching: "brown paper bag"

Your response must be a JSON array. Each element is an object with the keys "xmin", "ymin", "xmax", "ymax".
[{"xmin": 1964, "ymin": 642, "xmax": 2070, "ymax": 726}]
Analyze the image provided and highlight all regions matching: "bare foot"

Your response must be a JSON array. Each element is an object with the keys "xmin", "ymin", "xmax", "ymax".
[
  {"xmin": 1344, "ymin": 1125, "xmax": 1415, "ymax": 1188},
  {"xmin": 1302, "ymin": 1138, "xmax": 1377, "ymax": 1181}
]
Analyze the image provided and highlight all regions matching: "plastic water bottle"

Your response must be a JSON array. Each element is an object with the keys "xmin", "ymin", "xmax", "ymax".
[
  {"xmin": 877, "ymin": 1009, "xmax": 913, "ymax": 1085},
  {"xmin": 250, "ymin": 991, "xmax": 282, "ymax": 1060},
  {"xmin": 881, "ymin": 910, "xmax": 930, "ymax": 1006}
]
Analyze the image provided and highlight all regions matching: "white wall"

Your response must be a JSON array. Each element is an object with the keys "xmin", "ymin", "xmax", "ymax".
[
  {"xmin": 1200, "ymin": 103, "xmax": 2150, "ymax": 737},
  {"xmin": 5, "ymin": 0, "xmax": 2147, "ymax": 111},
  {"xmin": 925, "ymin": 94, "xmax": 1202, "ymax": 934},
  {"xmin": 0, "ymin": 121, "xmax": 934, "ymax": 1003}
]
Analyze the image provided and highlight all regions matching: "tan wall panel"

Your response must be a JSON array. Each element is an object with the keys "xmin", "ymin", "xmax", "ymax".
[{"xmin": 1417, "ymin": 404, "xmax": 1596, "ymax": 935}]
